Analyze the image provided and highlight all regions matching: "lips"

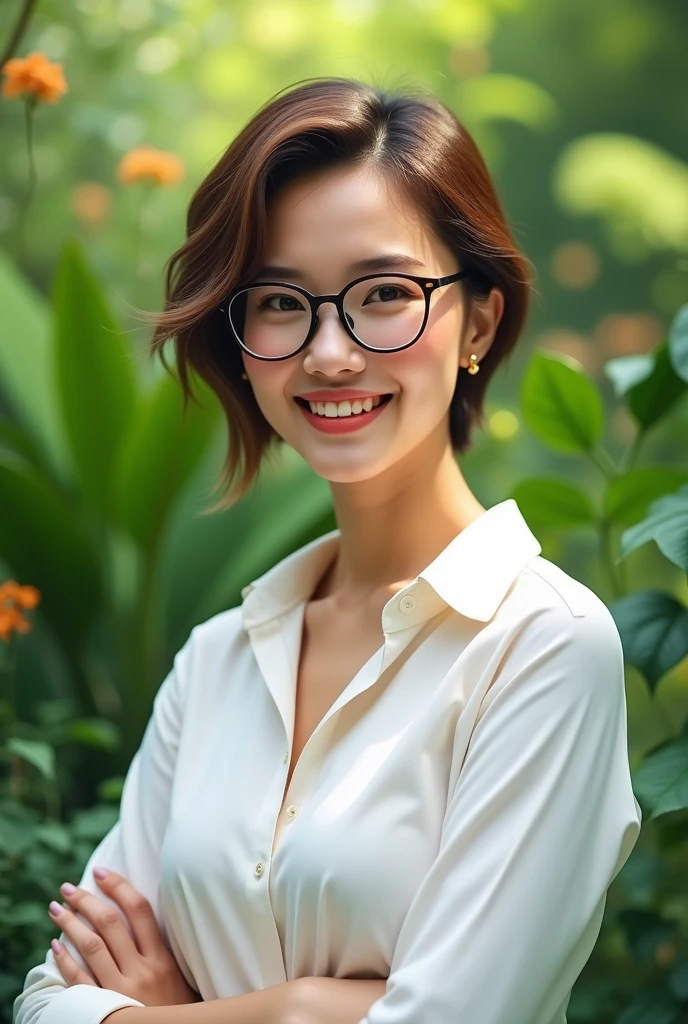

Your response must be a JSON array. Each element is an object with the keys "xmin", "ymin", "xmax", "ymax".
[{"xmin": 295, "ymin": 393, "xmax": 394, "ymax": 433}]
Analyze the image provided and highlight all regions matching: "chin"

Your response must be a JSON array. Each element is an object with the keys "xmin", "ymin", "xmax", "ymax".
[{"xmin": 301, "ymin": 451, "xmax": 393, "ymax": 485}]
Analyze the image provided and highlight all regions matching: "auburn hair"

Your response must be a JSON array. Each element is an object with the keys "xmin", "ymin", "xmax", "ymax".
[{"xmin": 142, "ymin": 76, "xmax": 536, "ymax": 511}]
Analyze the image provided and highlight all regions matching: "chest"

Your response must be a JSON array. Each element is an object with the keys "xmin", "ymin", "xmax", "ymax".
[{"xmin": 285, "ymin": 606, "xmax": 384, "ymax": 791}]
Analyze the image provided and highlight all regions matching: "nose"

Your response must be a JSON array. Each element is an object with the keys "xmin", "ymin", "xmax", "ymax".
[{"xmin": 302, "ymin": 300, "xmax": 365, "ymax": 375}]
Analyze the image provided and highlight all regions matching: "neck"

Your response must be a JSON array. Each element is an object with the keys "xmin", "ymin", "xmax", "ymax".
[{"xmin": 319, "ymin": 427, "xmax": 487, "ymax": 608}]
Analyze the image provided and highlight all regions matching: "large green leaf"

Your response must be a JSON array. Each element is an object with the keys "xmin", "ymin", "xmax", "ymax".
[
  {"xmin": 604, "ymin": 468, "xmax": 688, "ymax": 527},
  {"xmin": 511, "ymin": 477, "xmax": 595, "ymax": 528},
  {"xmin": 621, "ymin": 342, "xmax": 686, "ymax": 431},
  {"xmin": 0, "ymin": 250, "xmax": 70, "ymax": 478},
  {"xmin": 632, "ymin": 736, "xmax": 688, "ymax": 820},
  {"xmin": 0, "ymin": 450, "xmax": 103, "ymax": 646},
  {"xmin": 520, "ymin": 350, "xmax": 604, "ymax": 453},
  {"xmin": 52, "ymin": 239, "xmax": 138, "ymax": 516},
  {"xmin": 618, "ymin": 484, "xmax": 688, "ymax": 572},
  {"xmin": 160, "ymin": 441, "xmax": 333, "ymax": 652},
  {"xmin": 610, "ymin": 590, "xmax": 688, "ymax": 690},
  {"xmin": 112, "ymin": 371, "xmax": 220, "ymax": 551},
  {"xmin": 604, "ymin": 354, "xmax": 654, "ymax": 397},
  {"xmin": 668, "ymin": 303, "xmax": 688, "ymax": 383}
]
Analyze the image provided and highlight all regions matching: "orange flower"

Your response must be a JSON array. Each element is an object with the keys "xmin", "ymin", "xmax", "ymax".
[
  {"xmin": 116, "ymin": 145, "xmax": 185, "ymax": 187},
  {"xmin": 71, "ymin": 181, "xmax": 112, "ymax": 226},
  {"xmin": 1, "ymin": 52, "xmax": 68, "ymax": 104},
  {"xmin": 0, "ymin": 579, "xmax": 41, "ymax": 642}
]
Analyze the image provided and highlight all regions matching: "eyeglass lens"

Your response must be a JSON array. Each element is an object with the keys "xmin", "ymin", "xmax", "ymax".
[{"xmin": 227, "ymin": 275, "xmax": 428, "ymax": 357}]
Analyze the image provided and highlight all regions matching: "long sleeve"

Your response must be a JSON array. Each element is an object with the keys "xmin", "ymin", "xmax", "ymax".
[
  {"xmin": 13, "ymin": 631, "xmax": 195, "ymax": 1024},
  {"xmin": 357, "ymin": 600, "xmax": 642, "ymax": 1024}
]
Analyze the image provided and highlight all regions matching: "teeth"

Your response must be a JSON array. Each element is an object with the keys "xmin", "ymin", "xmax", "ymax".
[{"xmin": 307, "ymin": 395, "xmax": 385, "ymax": 417}]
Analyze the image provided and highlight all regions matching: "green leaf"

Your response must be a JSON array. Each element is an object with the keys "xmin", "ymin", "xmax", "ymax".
[
  {"xmin": 520, "ymin": 350, "xmax": 604, "ymax": 453},
  {"xmin": 604, "ymin": 354, "xmax": 654, "ymax": 397},
  {"xmin": 97, "ymin": 776, "xmax": 125, "ymax": 803},
  {"xmin": 604, "ymin": 468, "xmax": 688, "ymax": 527},
  {"xmin": 70, "ymin": 804, "xmax": 119, "ymax": 841},
  {"xmin": 52, "ymin": 239, "xmax": 137, "ymax": 516},
  {"xmin": 631, "ymin": 735, "xmax": 688, "ymax": 820},
  {"xmin": 610, "ymin": 591, "xmax": 688, "ymax": 690},
  {"xmin": 0, "ymin": 813, "xmax": 36, "ymax": 854},
  {"xmin": 668, "ymin": 303, "xmax": 688, "ymax": 383},
  {"xmin": 0, "ymin": 417, "xmax": 52, "ymax": 474},
  {"xmin": 6, "ymin": 738, "xmax": 56, "ymax": 781},
  {"xmin": 624, "ymin": 342, "xmax": 686, "ymax": 430},
  {"xmin": 618, "ymin": 483, "xmax": 688, "ymax": 571},
  {"xmin": 0, "ymin": 250, "xmax": 70, "ymax": 478},
  {"xmin": 113, "ymin": 371, "xmax": 220, "ymax": 551},
  {"xmin": 34, "ymin": 821, "xmax": 72, "ymax": 854},
  {"xmin": 66, "ymin": 718, "xmax": 120, "ymax": 751},
  {"xmin": 0, "ymin": 450, "xmax": 103, "ymax": 645},
  {"xmin": 161, "ymin": 443, "xmax": 333, "ymax": 648},
  {"xmin": 512, "ymin": 477, "xmax": 595, "ymax": 528}
]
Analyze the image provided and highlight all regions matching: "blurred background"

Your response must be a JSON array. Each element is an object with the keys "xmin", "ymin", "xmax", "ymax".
[{"xmin": 1, "ymin": 1, "xmax": 688, "ymax": 1020}]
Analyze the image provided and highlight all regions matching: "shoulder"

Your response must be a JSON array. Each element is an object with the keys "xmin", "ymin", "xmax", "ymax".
[
  {"xmin": 481, "ymin": 555, "xmax": 625, "ymax": 704},
  {"xmin": 504, "ymin": 554, "xmax": 622, "ymax": 647},
  {"xmin": 167, "ymin": 605, "xmax": 246, "ymax": 698}
]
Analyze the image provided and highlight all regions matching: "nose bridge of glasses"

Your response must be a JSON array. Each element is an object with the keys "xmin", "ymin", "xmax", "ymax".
[{"xmin": 310, "ymin": 292, "xmax": 355, "ymax": 334}]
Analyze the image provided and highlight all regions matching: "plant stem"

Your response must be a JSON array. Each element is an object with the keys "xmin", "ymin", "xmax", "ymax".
[
  {"xmin": 14, "ymin": 95, "xmax": 38, "ymax": 254},
  {"xmin": 600, "ymin": 518, "xmax": 623, "ymax": 600},
  {"xmin": 619, "ymin": 430, "xmax": 645, "ymax": 474},
  {"xmin": 588, "ymin": 445, "xmax": 618, "ymax": 482},
  {"xmin": 0, "ymin": 0, "xmax": 39, "ymax": 70}
]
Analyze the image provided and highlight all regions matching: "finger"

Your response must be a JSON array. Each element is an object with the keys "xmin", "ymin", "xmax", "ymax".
[
  {"xmin": 91, "ymin": 868, "xmax": 165, "ymax": 958},
  {"xmin": 50, "ymin": 937, "xmax": 98, "ymax": 988},
  {"xmin": 48, "ymin": 900, "xmax": 123, "ymax": 990},
  {"xmin": 58, "ymin": 883, "xmax": 139, "ymax": 974}
]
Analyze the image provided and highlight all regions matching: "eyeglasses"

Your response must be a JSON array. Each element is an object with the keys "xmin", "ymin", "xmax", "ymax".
[{"xmin": 218, "ymin": 270, "xmax": 473, "ymax": 361}]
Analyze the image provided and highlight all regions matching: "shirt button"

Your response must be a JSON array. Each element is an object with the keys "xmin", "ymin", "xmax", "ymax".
[
  {"xmin": 283, "ymin": 753, "xmax": 288, "ymax": 764},
  {"xmin": 254, "ymin": 862, "xmax": 265, "ymax": 877},
  {"xmin": 399, "ymin": 594, "xmax": 417, "ymax": 614},
  {"xmin": 286, "ymin": 805, "xmax": 299, "ymax": 819}
]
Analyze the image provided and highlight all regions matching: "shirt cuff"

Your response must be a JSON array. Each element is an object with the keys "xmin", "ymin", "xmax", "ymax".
[{"xmin": 35, "ymin": 984, "xmax": 145, "ymax": 1024}]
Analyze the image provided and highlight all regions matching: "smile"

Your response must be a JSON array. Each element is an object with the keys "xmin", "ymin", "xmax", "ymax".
[{"xmin": 294, "ymin": 394, "xmax": 394, "ymax": 433}]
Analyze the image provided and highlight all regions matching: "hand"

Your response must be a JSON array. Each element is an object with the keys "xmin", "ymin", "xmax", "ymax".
[{"xmin": 48, "ymin": 868, "xmax": 200, "ymax": 1008}]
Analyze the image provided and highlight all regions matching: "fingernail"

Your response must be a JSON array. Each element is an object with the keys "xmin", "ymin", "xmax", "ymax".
[
  {"xmin": 51, "ymin": 939, "xmax": 62, "ymax": 955},
  {"xmin": 60, "ymin": 882, "xmax": 76, "ymax": 896},
  {"xmin": 49, "ymin": 901, "xmax": 63, "ymax": 916},
  {"xmin": 94, "ymin": 867, "xmax": 109, "ymax": 879}
]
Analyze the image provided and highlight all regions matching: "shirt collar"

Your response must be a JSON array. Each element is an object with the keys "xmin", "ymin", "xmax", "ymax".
[{"xmin": 240, "ymin": 498, "xmax": 541, "ymax": 633}]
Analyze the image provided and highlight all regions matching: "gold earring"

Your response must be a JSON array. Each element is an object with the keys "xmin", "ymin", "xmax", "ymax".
[
  {"xmin": 241, "ymin": 372, "xmax": 248, "ymax": 380},
  {"xmin": 467, "ymin": 353, "xmax": 480, "ymax": 375}
]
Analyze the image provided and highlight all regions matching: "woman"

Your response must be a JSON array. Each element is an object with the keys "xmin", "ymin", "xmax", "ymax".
[{"xmin": 14, "ymin": 78, "xmax": 642, "ymax": 1024}]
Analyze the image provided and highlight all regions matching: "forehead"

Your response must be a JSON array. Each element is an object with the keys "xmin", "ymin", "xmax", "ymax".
[{"xmin": 263, "ymin": 163, "xmax": 441, "ymax": 265}]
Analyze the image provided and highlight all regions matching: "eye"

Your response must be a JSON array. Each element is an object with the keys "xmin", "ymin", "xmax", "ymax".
[
  {"xmin": 257, "ymin": 293, "xmax": 305, "ymax": 312},
  {"xmin": 364, "ymin": 284, "xmax": 412, "ymax": 304}
]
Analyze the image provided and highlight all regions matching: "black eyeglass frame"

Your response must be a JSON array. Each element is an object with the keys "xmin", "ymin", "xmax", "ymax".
[{"xmin": 218, "ymin": 269, "xmax": 474, "ymax": 361}]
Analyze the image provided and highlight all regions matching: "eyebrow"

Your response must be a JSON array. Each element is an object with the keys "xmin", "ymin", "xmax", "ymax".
[{"xmin": 253, "ymin": 253, "xmax": 428, "ymax": 280}]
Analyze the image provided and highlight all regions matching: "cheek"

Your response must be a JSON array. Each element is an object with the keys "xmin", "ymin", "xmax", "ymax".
[{"xmin": 387, "ymin": 316, "xmax": 460, "ymax": 383}]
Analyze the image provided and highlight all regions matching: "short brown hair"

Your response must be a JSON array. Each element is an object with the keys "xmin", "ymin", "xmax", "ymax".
[{"xmin": 144, "ymin": 77, "xmax": 536, "ymax": 511}]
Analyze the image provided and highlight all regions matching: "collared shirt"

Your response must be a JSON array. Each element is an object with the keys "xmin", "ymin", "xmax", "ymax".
[{"xmin": 14, "ymin": 498, "xmax": 642, "ymax": 1024}]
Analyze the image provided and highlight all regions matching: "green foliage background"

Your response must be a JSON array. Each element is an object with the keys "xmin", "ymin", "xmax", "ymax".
[{"xmin": 1, "ymin": 1, "xmax": 688, "ymax": 1021}]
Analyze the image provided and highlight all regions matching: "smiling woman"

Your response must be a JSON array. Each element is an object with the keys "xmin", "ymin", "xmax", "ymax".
[{"xmin": 14, "ymin": 77, "xmax": 641, "ymax": 1024}]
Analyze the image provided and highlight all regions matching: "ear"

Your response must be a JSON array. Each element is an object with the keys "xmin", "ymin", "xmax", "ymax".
[{"xmin": 460, "ymin": 286, "xmax": 504, "ymax": 367}]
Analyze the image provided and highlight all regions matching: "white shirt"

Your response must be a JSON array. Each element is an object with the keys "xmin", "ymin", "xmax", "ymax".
[{"xmin": 14, "ymin": 498, "xmax": 642, "ymax": 1024}]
